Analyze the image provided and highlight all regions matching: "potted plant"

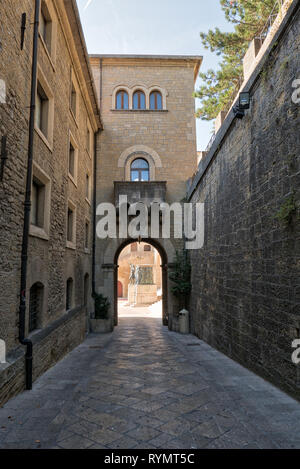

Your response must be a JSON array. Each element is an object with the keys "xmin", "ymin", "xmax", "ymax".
[{"xmin": 89, "ymin": 293, "xmax": 113, "ymax": 333}]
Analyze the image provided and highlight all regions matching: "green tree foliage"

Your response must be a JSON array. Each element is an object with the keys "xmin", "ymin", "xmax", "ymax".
[
  {"xmin": 169, "ymin": 250, "xmax": 191, "ymax": 309},
  {"xmin": 93, "ymin": 293, "xmax": 110, "ymax": 319},
  {"xmin": 195, "ymin": 0, "xmax": 277, "ymax": 120}
]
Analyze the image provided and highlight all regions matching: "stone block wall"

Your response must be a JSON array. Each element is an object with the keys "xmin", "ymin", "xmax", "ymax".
[
  {"xmin": 0, "ymin": 0, "xmax": 99, "ymax": 405},
  {"xmin": 188, "ymin": 3, "xmax": 300, "ymax": 398}
]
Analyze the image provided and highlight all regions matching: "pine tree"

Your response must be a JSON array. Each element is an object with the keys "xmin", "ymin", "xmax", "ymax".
[{"xmin": 195, "ymin": 0, "xmax": 279, "ymax": 121}]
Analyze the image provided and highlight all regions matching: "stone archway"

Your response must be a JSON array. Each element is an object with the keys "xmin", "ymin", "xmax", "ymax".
[{"xmin": 113, "ymin": 238, "xmax": 169, "ymax": 327}]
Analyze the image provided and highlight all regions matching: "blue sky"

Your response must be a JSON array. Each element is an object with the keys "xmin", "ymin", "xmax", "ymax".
[{"xmin": 76, "ymin": 0, "xmax": 233, "ymax": 150}]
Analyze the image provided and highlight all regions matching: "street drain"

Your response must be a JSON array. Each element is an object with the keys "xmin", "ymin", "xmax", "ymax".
[{"xmin": 187, "ymin": 343, "xmax": 201, "ymax": 347}]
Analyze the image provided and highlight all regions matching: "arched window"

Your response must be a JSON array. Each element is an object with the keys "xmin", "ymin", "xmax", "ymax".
[
  {"xmin": 133, "ymin": 90, "xmax": 146, "ymax": 110},
  {"xmin": 29, "ymin": 283, "xmax": 44, "ymax": 332},
  {"xmin": 130, "ymin": 158, "xmax": 150, "ymax": 182},
  {"xmin": 66, "ymin": 278, "xmax": 74, "ymax": 311},
  {"xmin": 150, "ymin": 91, "xmax": 162, "ymax": 110},
  {"xmin": 116, "ymin": 90, "xmax": 129, "ymax": 110}
]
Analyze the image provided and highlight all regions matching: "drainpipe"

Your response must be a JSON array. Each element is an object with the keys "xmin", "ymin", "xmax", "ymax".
[
  {"xmin": 92, "ymin": 59, "xmax": 103, "ymax": 296},
  {"xmin": 18, "ymin": 0, "xmax": 40, "ymax": 391},
  {"xmin": 92, "ymin": 128, "xmax": 100, "ymax": 296}
]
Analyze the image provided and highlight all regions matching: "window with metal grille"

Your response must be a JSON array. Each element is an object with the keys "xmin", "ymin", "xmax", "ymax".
[{"xmin": 29, "ymin": 283, "xmax": 43, "ymax": 333}]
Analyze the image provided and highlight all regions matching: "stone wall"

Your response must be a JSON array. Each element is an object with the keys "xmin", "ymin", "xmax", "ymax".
[
  {"xmin": 0, "ymin": 307, "xmax": 86, "ymax": 406},
  {"xmin": 188, "ymin": 2, "xmax": 300, "ymax": 398},
  {"xmin": 0, "ymin": 0, "xmax": 99, "ymax": 406},
  {"xmin": 0, "ymin": 0, "xmax": 33, "ymax": 353}
]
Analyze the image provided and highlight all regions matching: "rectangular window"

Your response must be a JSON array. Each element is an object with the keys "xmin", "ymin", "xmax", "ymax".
[
  {"xmin": 31, "ymin": 177, "xmax": 45, "ymax": 228},
  {"xmin": 67, "ymin": 207, "xmax": 74, "ymax": 243},
  {"xmin": 85, "ymin": 222, "xmax": 89, "ymax": 250},
  {"xmin": 86, "ymin": 127, "xmax": 91, "ymax": 154},
  {"xmin": 36, "ymin": 82, "xmax": 49, "ymax": 138},
  {"xmin": 68, "ymin": 133, "xmax": 78, "ymax": 184},
  {"xmin": 69, "ymin": 142, "xmax": 75, "ymax": 177},
  {"xmin": 70, "ymin": 82, "xmax": 77, "ymax": 118},
  {"xmin": 30, "ymin": 163, "xmax": 51, "ymax": 240},
  {"xmin": 40, "ymin": 2, "xmax": 52, "ymax": 53},
  {"xmin": 86, "ymin": 174, "xmax": 90, "ymax": 200},
  {"xmin": 66, "ymin": 278, "xmax": 73, "ymax": 311}
]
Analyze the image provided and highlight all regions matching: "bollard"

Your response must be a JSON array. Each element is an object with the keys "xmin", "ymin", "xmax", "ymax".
[{"xmin": 179, "ymin": 309, "xmax": 189, "ymax": 334}]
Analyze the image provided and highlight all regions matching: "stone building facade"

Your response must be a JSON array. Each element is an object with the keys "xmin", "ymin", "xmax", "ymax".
[
  {"xmin": 90, "ymin": 55, "xmax": 201, "ymax": 328},
  {"xmin": 0, "ymin": 0, "xmax": 100, "ymax": 405},
  {"xmin": 187, "ymin": 0, "xmax": 300, "ymax": 398}
]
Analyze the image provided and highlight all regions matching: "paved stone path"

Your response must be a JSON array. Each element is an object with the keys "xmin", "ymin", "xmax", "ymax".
[{"xmin": 1, "ymin": 317, "xmax": 300, "ymax": 449}]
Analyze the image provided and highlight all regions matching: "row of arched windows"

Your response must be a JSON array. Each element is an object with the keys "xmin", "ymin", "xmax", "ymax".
[{"xmin": 116, "ymin": 90, "xmax": 163, "ymax": 110}]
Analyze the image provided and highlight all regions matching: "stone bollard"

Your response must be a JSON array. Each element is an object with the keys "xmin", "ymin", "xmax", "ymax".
[{"xmin": 179, "ymin": 309, "xmax": 189, "ymax": 334}]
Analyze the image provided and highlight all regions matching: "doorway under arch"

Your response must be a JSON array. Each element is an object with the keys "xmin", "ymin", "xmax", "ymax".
[
  {"xmin": 117, "ymin": 280, "xmax": 123, "ymax": 298},
  {"xmin": 114, "ymin": 238, "xmax": 169, "ymax": 327}
]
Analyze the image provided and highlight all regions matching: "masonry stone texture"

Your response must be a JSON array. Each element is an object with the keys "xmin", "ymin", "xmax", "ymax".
[
  {"xmin": 0, "ymin": 0, "xmax": 299, "ymax": 410},
  {"xmin": 90, "ymin": 55, "xmax": 201, "ymax": 328},
  {"xmin": 0, "ymin": 0, "xmax": 99, "ymax": 405},
  {"xmin": 188, "ymin": 2, "xmax": 300, "ymax": 399}
]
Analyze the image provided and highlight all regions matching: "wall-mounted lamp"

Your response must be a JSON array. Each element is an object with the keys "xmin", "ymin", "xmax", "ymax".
[{"xmin": 233, "ymin": 91, "xmax": 251, "ymax": 119}]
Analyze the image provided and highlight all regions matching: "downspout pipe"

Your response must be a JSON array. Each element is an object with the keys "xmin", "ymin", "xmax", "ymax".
[
  {"xmin": 19, "ymin": 0, "xmax": 40, "ymax": 391},
  {"xmin": 92, "ymin": 59, "xmax": 103, "ymax": 296},
  {"xmin": 92, "ymin": 128, "xmax": 100, "ymax": 297}
]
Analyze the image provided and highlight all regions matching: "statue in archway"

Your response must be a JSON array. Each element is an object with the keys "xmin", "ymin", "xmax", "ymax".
[
  {"xmin": 129, "ymin": 264, "xmax": 135, "ymax": 284},
  {"xmin": 135, "ymin": 266, "xmax": 153, "ymax": 285},
  {"xmin": 135, "ymin": 266, "xmax": 141, "ymax": 285}
]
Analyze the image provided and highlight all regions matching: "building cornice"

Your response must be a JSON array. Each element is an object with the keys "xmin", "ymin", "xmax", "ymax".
[
  {"xmin": 90, "ymin": 55, "xmax": 203, "ymax": 83},
  {"xmin": 55, "ymin": 0, "xmax": 102, "ymax": 130}
]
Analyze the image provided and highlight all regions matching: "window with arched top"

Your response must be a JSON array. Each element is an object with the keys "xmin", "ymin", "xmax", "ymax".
[
  {"xmin": 133, "ymin": 90, "xmax": 146, "ymax": 110},
  {"xmin": 150, "ymin": 91, "xmax": 162, "ymax": 110},
  {"xmin": 130, "ymin": 158, "xmax": 150, "ymax": 181},
  {"xmin": 116, "ymin": 90, "xmax": 129, "ymax": 110}
]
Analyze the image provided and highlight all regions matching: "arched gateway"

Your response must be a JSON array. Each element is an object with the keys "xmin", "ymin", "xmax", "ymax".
[
  {"xmin": 99, "ymin": 237, "xmax": 176, "ymax": 330},
  {"xmin": 114, "ymin": 239, "xmax": 169, "ymax": 326}
]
